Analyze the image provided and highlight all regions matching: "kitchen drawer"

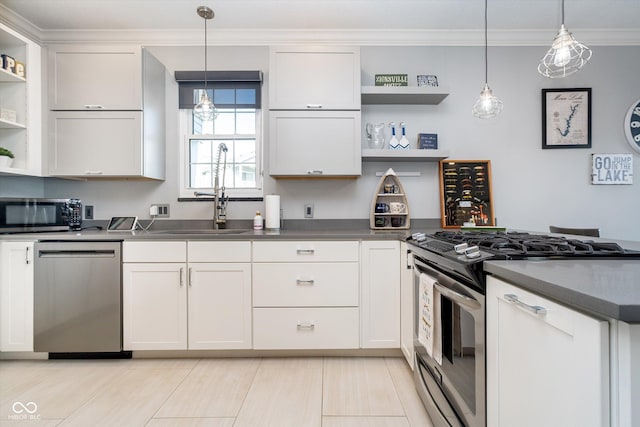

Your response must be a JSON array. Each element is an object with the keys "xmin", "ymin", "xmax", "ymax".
[
  {"xmin": 253, "ymin": 307, "xmax": 359, "ymax": 349},
  {"xmin": 253, "ymin": 263, "xmax": 358, "ymax": 307},
  {"xmin": 188, "ymin": 241, "xmax": 251, "ymax": 263},
  {"xmin": 123, "ymin": 241, "xmax": 186, "ymax": 263},
  {"xmin": 253, "ymin": 241, "xmax": 359, "ymax": 262}
]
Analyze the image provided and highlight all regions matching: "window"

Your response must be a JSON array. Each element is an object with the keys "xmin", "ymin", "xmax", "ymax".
[{"xmin": 176, "ymin": 71, "xmax": 263, "ymax": 199}]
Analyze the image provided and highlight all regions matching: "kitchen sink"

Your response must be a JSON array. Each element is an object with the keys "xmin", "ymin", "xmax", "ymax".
[{"xmin": 149, "ymin": 229, "xmax": 252, "ymax": 235}]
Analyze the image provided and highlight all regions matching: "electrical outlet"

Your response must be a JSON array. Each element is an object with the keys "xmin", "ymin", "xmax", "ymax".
[
  {"xmin": 150, "ymin": 204, "xmax": 170, "ymax": 218},
  {"xmin": 84, "ymin": 205, "xmax": 94, "ymax": 219},
  {"xmin": 304, "ymin": 203, "xmax": 314, "ymax": 218}
]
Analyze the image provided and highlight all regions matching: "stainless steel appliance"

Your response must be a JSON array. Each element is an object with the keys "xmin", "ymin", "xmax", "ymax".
[
  {"xmin": 0, "ymin": 198, "xmax": 82, "ymax": 233},
  {"xmin": 407, "ymin": 230, "xmax": 640, "ymax": 427},
  {"xmin": 34, "ymin": 241, "xmax": 123, "ymax": 354}
]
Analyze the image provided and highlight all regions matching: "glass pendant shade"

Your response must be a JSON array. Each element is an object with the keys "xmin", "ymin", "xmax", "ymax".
[
  {"xmin": 472, "ymin": 83, "xmax": 503, "ymax": 119},
  {"xmin": 194, "ymin": 91, "xmax": 217, "ymax": 121},
  {"xmin": 193, "ymin": 6, "xmax": 217, "ymax": 121},
  {"xmin": 538, "ymin": 24, "xmax": 592, "ymax": 78}
]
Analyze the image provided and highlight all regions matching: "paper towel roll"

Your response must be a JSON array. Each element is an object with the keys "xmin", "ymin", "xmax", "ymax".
[{"xmin": 265, "ymin": 195, "xmax": 280, "ymax": 230}]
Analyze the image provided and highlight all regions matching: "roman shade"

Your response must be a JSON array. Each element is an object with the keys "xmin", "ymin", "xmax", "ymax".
[{"xmin": 175, "ymin": 70, "xmax": 263, "ymax": 109}]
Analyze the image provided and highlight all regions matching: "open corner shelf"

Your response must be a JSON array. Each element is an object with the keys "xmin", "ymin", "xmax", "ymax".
[{"xmin": 362, "ymin": 148, "xmax": 449, "ymax": 162}]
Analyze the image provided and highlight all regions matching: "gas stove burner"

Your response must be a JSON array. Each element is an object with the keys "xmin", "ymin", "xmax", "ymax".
[{"xmin": 423, "ymin": 230, "xmax": 635, "ymax": 259}]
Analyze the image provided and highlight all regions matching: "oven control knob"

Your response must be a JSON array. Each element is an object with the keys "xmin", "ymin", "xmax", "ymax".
[
  {"xmin": 464, "ymin": 246, "xmax": 482, "ymax": 259},
  {"xmin": 454, "ymin": 243, "xmax": 469, "ymax": 254},
  {"xmin": 411, "ymin": 232, "xmax": 427, "ymax": 242}
]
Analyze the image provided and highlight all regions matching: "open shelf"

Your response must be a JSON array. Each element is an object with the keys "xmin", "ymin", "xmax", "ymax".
[
  {"xmin": 0, "ymin": 67, "xmax": 25, "ymax": 83},
  {"xmin": 0, "ymin": 118, "xmax": 25, "ymax": 129},
  {"xmin": 361, "ymin": 86, "xmax": 449, "ymax": 105},
  {"xmin": 362, "ymin": 148, "xmax": 449, "ymax": 162}
]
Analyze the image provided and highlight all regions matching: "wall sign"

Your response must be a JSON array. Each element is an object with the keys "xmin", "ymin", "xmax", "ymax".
[
  {"xmin": 591, "ymin": 154, "xmax": 633, "ymax": 185},
  {"xmin": 624, "ymin": 99, "xmax": 640, "ymax": 154}
]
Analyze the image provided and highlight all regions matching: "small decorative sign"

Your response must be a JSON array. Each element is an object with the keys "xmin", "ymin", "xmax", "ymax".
[
  {"xmin": 375, "ymin": 74, "xmax": 408, "ymax": 87},
  {"xmin": 591, "ymin": 154, "xmax": 633, "ymax": 185},
  {"xmin": 418, "ymin": 133, "xmax": 438, "ymax": 149},
  {"xmin": 417, "ymin": 75, "xmax": 438, "ymax": 87}
]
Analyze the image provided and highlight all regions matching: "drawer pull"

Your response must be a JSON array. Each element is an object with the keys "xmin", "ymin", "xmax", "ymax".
[
  {"xmin": 504, "ymin": 293, "xmax": 547, "ymax": 315},
  {"xmin": 179, "ymin": 268, "xmax": 184, "ymax": 287},
  {"xmin": 306, "ymin": 104, "xmax": 323, "ymax": 109},
  {"xmin": 296, "ymin": 249, "xmax": 315, "ymax": 255},
  {"xmin": 296, "ymin": 278, "xmax": 315, "ymax": 285},
  {"xmin": 307, "ymin": 170, "xmax": 323, "ymax": 175},
  {"xmin": 297, "ymin": 322, "xmax": 315, "ymax": 330},
  {"xmin": 83, "ymin": 104, "xmax": 105, "ymax": 109}
]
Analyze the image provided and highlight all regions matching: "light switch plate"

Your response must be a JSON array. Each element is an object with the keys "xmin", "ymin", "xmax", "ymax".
[{"xmin": 304, "ymin": 203, "xmax": 314, "ymax": 218}]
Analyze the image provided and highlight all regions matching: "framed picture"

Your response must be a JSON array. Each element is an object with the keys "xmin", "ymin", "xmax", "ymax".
[
  {"xmin": 542, "ymin": 88, "xmax": 592, "ymax": 149},
  {"xmin": 439, "ymin": 160, "xmax": 495, "ymax": 228}
]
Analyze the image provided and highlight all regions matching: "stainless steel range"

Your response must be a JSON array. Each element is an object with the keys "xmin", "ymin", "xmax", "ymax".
[{"xmin": 407, "ymin": 230, "xmax": 640, "ymax": 427}]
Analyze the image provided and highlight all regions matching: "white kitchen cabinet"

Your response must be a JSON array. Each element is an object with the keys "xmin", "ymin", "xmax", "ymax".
[
  {"xmin": 360, "ymin": 240, "xmax": 400, "ymax": 348},
  {"xmin": 49, "ymin": 45, "xmax": 142, "ymax": 110},
  {"xmin": 268, "ymin": 46, "xmax": 361, "ymax": 178},
  {"xmin": 252, "ymin": 240, "xmax": 359, "ymax": 350},
  {"xmin": 123, "ymin": 262, "xmax": 187, "ymax": 350},
  {"xmin": 400, "ymin": 242, "xmax": 414, "ymax": 368},
  {"xmin": 47, "ymin": 46, "xmax": 165, "ymax": 180},
  {"xmin": 487, "ymin": 275, "xmax": 609, "ymax": 427},
  {"xmin": 187, "ymin": 241, "xmax": 252, "ymax": 350},
  {"xmin": 123, "ymin": 241, "xmax": 252, "ymax": 351},
  {"xmin": 269, "ymin": 46, "xmax": 360, "ymax": 110},
  {"xmin": 269, "ymin": 110, "xmax": 361, "ymax": 177},
  {"xmin": 0, "ymin": 23, "xmax": 43, "ymax": 177},
  {"xmin": 0, "ymin": 241, "xmax": 34, "ymax": 352}
]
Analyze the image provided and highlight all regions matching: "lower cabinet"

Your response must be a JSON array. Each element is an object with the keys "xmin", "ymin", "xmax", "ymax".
[
  {"xmin": 123, "ymin": 241, "xmax": 251, "ymax": 350},
  {"xmin": 0, "ymin": 241, "xmax": 34, "ymax": 352},
  {"xmin": 399, "ymin": 242, "xmax": 414, "ymax": 368},
  {"xmin": 360, "ymin": 240, "xmax": 400, "ymax": 348},
  {"xmin": 487, "ymin": 275, "xmax": 609, "ymax": 427},
  {"xmin": 252, "ymin": 240, "xmax": 360, "ymax": 349}
]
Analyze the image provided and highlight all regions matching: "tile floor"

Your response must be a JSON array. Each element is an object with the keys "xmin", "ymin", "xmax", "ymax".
[{"xmin": 0, "ymin": 357, "xmax": 433, "ymax": 427}]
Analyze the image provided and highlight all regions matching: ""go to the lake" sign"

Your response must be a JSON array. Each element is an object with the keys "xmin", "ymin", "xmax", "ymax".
[{"xmin": 591, "ymin": 154, "xmax": 633, "ymax": 185}]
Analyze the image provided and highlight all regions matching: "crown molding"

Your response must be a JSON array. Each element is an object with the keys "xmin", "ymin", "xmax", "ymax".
[{"xmin": 0, "ymin": 5, "xmax": 638, "ymax": 48}]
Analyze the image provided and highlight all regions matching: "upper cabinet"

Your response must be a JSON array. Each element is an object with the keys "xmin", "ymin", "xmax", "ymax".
[
  {"xmin": 49, "ymin": 46, "xmax": 142, "ymax": 110},
  {"xmin": 47, "ymin": 46, "xmax": 166, "ymax": 180},
  {"xmin": 269, "ymin": 46, "xmax": 361, "ymax": 110},
  {"xmin": 268, "ymin": 46, "xmax": 362, "ymax": 177},
  {"xmin": 0, "ymin": 23, "xmax": 43, "ymax": 177}
]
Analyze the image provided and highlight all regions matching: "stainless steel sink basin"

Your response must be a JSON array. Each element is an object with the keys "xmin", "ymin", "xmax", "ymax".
[{"xmin": 149, "ymin": 229, "xmax": 252, "ymax": 235}]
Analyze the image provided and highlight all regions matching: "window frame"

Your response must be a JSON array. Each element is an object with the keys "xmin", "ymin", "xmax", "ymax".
[{"xmin": 178, "ymin": 108, "xmax": 263, "ymax": 199}]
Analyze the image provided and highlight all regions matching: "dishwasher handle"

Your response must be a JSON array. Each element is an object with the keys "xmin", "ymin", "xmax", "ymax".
[{"xmin": 38, "ymin": 250, "xmax": 117, "ymax": 258}]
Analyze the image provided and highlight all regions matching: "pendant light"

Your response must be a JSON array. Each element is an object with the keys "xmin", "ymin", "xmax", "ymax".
[
  {"xmin": 538, "ymin": 0, "xmax": 592, "ymax": 79},
  {"xmin": 472, "ymin": 0, "xmax": 503, "ymax": 119},
  {"xmin": 193, "ymin": 6, "xmax": 217, "ymax": 121}
]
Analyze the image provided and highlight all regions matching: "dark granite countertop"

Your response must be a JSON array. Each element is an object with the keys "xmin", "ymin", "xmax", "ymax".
[{"xmin": 485, "ymin": 259, "xmax": 640, "ymax": 323}]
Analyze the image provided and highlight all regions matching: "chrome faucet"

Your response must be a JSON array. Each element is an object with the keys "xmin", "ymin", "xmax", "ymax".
[{"xmin": 194, "ymin": 142, "xmax": 229, "ymax": 229}]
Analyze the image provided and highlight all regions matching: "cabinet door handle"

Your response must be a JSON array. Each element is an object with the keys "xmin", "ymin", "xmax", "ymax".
[
  {"xmin": 84, "ymin": 171, "xmax": 104, "ymax": 175},
  {"xmin": 296, "ymin": 278, "xmax": 315, "ymax": 285},
  {"xmin": 296, "ymin": 249, "xmax": 315, "ymax": 255},
  {"xmin": 307, "ymin": 170, "xmax": 323, "ymax": 175},
  {"xmin": 306, "ymin": 104, "xmax": 323, "ymax": 109},
  {"xmin": 504, "ymin": 293, "xmax": 547, "ymax": 315},
  {"xmin": 25, "ymin": 246, "xmax": 30, "ymax": 264},
  {"xmin": 297, "ymin": 322, "xmax": 315, "ymax": 330},
  {"xmin": 83, "ymin": 104, "xmax": 104, "ymax": 109},
  {"xmin": 188, "ymin": 267, "xmax": 192, "ymax": 287},
  {"xmin": 179, "ymin": 268, "xmax": 184, "ymax": 287}
]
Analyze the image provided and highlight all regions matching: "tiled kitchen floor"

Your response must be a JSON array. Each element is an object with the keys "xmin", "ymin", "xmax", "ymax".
[{"xmin": 0, "ymin": 357, "xmax": 433, "ymax": 427}]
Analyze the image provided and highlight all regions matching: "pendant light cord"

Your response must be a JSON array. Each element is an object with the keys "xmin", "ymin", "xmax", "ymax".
[
  {"xmin": 483, "ymin": 0, "xmax": 488, "ymax": 85},
  {"xmin": 561, "ymin": 0, "xmax": 565, "ymax": 25},
  {"xmin": 203, "ymin": 14, "xmax": 208, "ymax": 93}
]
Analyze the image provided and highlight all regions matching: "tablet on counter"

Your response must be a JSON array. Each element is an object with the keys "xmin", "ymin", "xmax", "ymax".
[{"xmin": 107, "ymin": 216, "xmax": 138, "ymax": 231}]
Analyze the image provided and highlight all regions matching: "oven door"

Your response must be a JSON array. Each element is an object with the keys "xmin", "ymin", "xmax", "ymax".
[{"xmin": 413, "ymin": 256, "xmax": 485, "ymax": 427}]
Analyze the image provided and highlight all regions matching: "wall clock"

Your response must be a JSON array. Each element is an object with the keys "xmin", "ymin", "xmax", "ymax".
[{"xmin": 625, "ymin": 98, "xmax": 640, "ymax": 154}]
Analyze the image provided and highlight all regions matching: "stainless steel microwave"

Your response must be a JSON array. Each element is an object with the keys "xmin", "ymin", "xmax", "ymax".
[{"xmin": 0, "ymin": 198, "xmax": 82, "ymax": 233}]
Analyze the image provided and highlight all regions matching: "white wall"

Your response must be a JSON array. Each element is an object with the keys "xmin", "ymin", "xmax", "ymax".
[{"xmin": 3, "ymin": 44, "xmax": 639, "ymax": 240}]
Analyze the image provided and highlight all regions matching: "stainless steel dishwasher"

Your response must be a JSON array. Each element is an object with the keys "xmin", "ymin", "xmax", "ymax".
[{"xmin": 34, "ymin": 241, "xmax": 123, "ymax": 354}]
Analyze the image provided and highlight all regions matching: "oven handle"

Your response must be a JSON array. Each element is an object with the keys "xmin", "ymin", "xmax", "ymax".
[{"xmin": 413, "ymin": 257, "xmax": 481, "ymax": 311}]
